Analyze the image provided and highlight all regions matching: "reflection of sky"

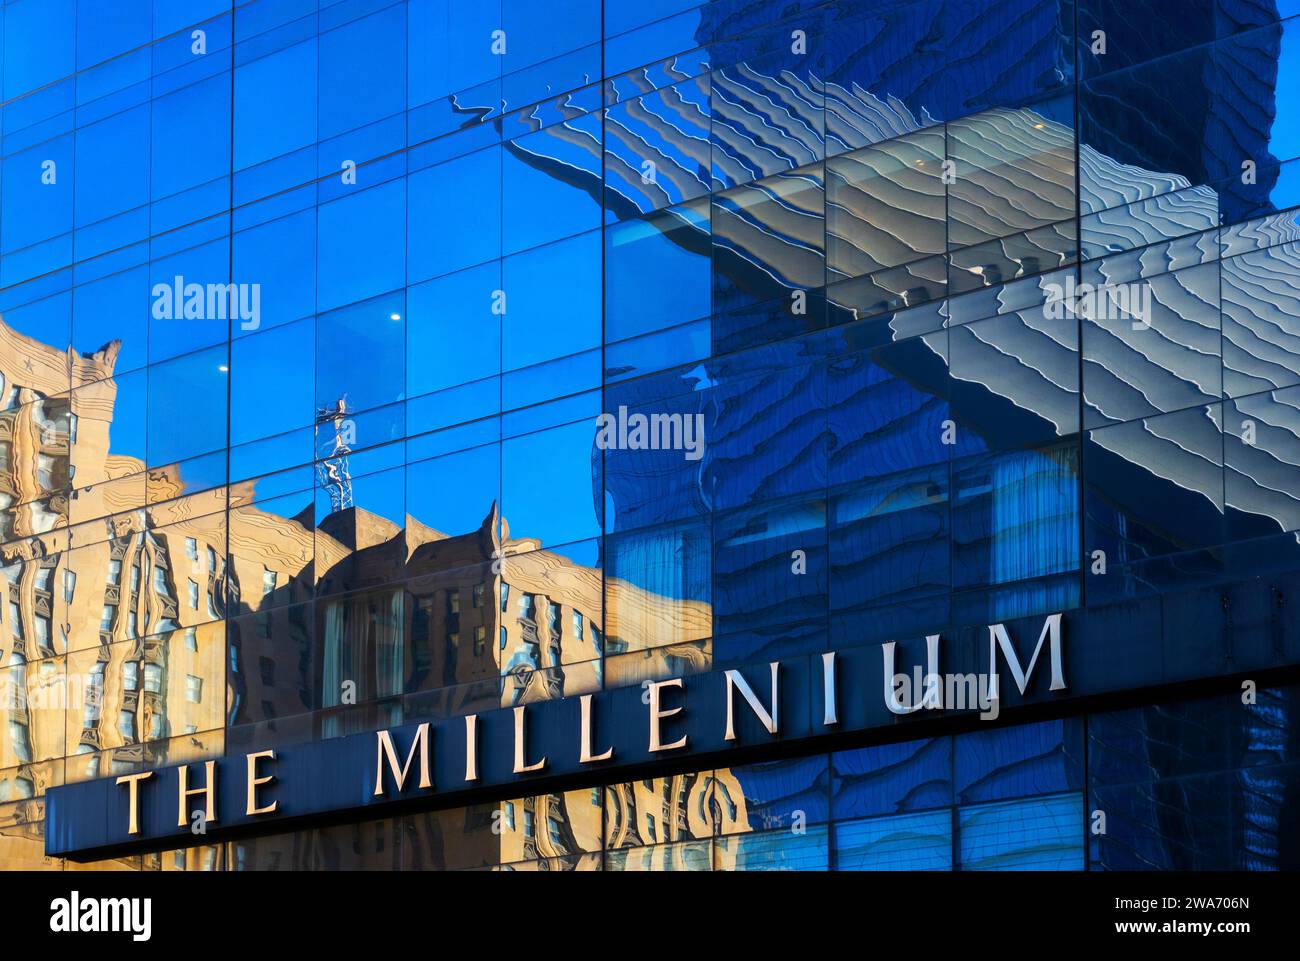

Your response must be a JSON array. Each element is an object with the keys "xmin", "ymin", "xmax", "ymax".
[
  {"xmin": 1273, "ymin": 21, "xmax": 1300, "ymax": 165},
  {"xmin": 604, "ymin": 3, "xmax": 707, "ymax": 77},
  {"xmin": 408, "ymin": 263, "xmax": 500, "ymax": 397},
  {"xmin": 503, "ymin": 421, "xmax": 601, "ymax": 549},
  {"xmin": 108, "ymin": 373, "xmax": 147, "ymax": 461},
  {"xmin": 408, "ymin": 443, "xmax": 499, "ymax": 537},
  {"xmin": 27, "ymin": 2, "xmax": 1300, "ymax": 549}
]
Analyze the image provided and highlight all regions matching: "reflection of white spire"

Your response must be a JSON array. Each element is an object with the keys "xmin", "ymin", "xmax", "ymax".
[{"xmin": 315, "ymin": 395, "xmax": 354, "ymax": 513}]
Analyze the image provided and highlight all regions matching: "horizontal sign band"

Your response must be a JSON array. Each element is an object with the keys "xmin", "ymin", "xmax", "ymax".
[{"xmin": 45, "ymin": 573, "xmax": 1300, "ymax": 859}]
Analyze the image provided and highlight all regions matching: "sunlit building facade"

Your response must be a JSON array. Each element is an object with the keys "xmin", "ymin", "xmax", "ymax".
[{"xmin": 2, "ymin": 0, "xmax": 1300, "ymax": 870}]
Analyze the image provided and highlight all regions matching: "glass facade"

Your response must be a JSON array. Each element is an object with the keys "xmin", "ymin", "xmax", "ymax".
[{"xmin": 1, "ymin": 0, "xmax": 1299, "ymax": 870}]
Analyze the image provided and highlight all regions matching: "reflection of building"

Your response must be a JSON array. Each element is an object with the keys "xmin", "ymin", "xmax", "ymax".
[
  {"xmin": 0, "ymin": 323, "xmax": 228, "ymax": 871},
  {"xmin": 0, "ymin": 312, "xmax": 726, "ymax": 871},
  {"xmin": 8, "ymin": 0, "xmax": 1300, "ymax": 876}
]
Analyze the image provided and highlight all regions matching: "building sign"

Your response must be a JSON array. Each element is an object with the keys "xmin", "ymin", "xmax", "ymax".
[
  {"xmin": 41, "ymin": 559, "xmax": 1300, "ymax": 861},
  {"xmin": 46, "ymin": 610, "xmax": 1080, "ymax": 859}
]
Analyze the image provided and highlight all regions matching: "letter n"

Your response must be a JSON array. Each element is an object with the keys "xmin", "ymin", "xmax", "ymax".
[{"xmin": 724, "ymin": 663, "xmax": 780, "ymax": 740}]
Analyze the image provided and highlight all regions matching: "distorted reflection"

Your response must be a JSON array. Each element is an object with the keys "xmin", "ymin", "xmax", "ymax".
[{"xmin": 4, "ymin": 0, "xmax": 1300, "ymax": 873}]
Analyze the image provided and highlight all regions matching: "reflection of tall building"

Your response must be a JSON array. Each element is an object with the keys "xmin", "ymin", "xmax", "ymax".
[
  {"xmin": 0, "ymin": 312, "xmax": 725, "ymax": 870},
  {"xmin": 0, "ymin": 324, "xmax": 227, "ymax": 872},
  {"xmin": 228, "ymin": 495, "xmax": 713, "ymax": 735},
  {"xmin": 8, "ymin": 0, "xmax": 1299, "ymax": 876}
]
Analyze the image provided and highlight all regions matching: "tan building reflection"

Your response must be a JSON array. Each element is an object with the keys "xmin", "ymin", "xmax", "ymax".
[{"xmin": 0, "ymin": 315, "xmax": 740, "ymax": 871}]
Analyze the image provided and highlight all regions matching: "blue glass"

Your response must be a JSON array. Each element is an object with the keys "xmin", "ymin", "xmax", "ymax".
[
  {"xmin": 605, "ymin": 200, "xmax": 711, "ymax": 341},
  {"xmin": 1080, "ymin": 0, "xmax": 1213, "ymax": 78},
  {"xmin": 146, "ymin": 347, "xmax": 228, "ymax": 467},
  {"xmin": 3, "ymin": 140, "xmax": 74, "ymax": 256},
  {"xmin": 407, "ymin": 444, "xmax": 501, "ymax": 540},
  {"xmin": 152, "ymin": 73, "xmax": 231, "ymax": 204},
  {"xmin": 832, "ymin": 738, "xmax": 953, "ymax": 819},
  {"xmin": 408, "ymin": 146, "xmax": 502, "ymax": 283},
  {"xmin": 76, "ymin": 256, "xmax": 139, "ymax": 360},
  {"xmin": 1089, "ymin": 775, "xmax": 1234, "ymax": 870},
  {"xmin": 827, "ymin": 333, "xmax": 953, "ymax": 485},
  {"xmin": 232, "ymin": 208, "xmax": 317, "ymax": 336},
  {"xmin": 11, "ymin": 0, "xmax": 1300, "ymax": 873},
  {"xmin": 959, "ymin": 792, "xmax": 1084, "ymax": 870},
  {"xmin": 604, "ymin": 7, "xmax": 707, "ymax": 79},
  {"xmin": 723, "ymin": 756, "xmax": 831, "ymax": 832},
  {"xmin": 1081, "ymin": 260, "xmax": 1220, "ymax": 428},
  {"xmin": 709, "ymin": 14, "xmax": 826, "ymax": 192},
  {"xmin": 713, "ymin": 494, "xmax": 827, "ymax": 647},
  {"xmin": 713, "ymin": 167, "xmax": 825, "ymax": 315},
  {"xmin": 605, "ymin": 77, "xmax": 711, "ymax": 217},
  {"xmin": 316, "ymin": 180, "xmax": 406, "ymax": 312},
  {"xmin": 408, "ymin": 0, "xmax": 502, "ymax": 106},
  {"xmin": 830, "ymin": 464, "xmax": 951, "ymax": 616},
  {"xmin": 955, "ymin": 719, "xmax": 1084, "ymax": 803},
  {"xmin": 318, "ymin": 6, "xmax": 407, "ymax": 141},
  {"xmin": 502, "ymin": 230, "xmax": 600, "ymax": 370},
  {"xmin": 75, "ymin": 107, "xmax": 150, "ymax": 228},
  {"xmin": 717, "ymin": 825, "xmax": 829, "ymax": 870},
  {"xmin": 407, "ymin": 262, "xmax": 502, "ymax": 400},
  {"xmin": 5, "ymin": 0, "xmax": 76, "ymax": 99},
  {"xmin": 941, "ymin": 0, "xmax": 1073, "ymax": 115},
  {"xmin": 315, "ymin": 293, "xmax": 407, "ymax": 415},
  {"xmin": 502, "ymin": 419, "xmax": 601, "ymax": 549},
  {"xmin": 834, "ymin": 810, "xmax": 953, "ymax": 870},
  {"xmin": 1085, "ymin": 405, "xmax": 1225, "ymax": 562},
  {"xmin": 825, "ymin": 0, "xmax": 947, "ymax": 154},
  {"xmin": 502, "ymin": 0, "xmax": 600, "ymax": 76},
  {"xmin": 502, "ymin": 116, "xmax": 602, "ymax": 255},
  {"xmin": 951, "ymin": 311, "xmax": 1079, "ymax": 450},
  {"xmin": 606, "ymin": 0, "xmax": 704, "ymax": 40},
  {"xmin": 234, "ymin": 40, "xmax": 318, "ymax": 172},
  {"xmin": 605, "ymin": 518, "xmax": 711, "ymax": 651},
  {"xmin": 951, "ymin": 444, "xmax": 1080, "ymax": 591},
  {"xmin": 232, "ymin": 320, "xmax": 315, "ymax": 447}
]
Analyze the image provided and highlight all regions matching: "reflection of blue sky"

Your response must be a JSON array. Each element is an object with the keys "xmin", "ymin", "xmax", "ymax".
[
  {"xmin": 605, "ymin": 0, "xmax": 704, "ymax": 44},
  {"xmin": 4, "ymin": 292, "xmax": 70, "ymax": 362},
  {"xmin": 316, "ymin": 462, "xmax": 403, "ymax": 528},
  {"xmin": 503, "ymin": 231, "xmax": 600, "ymax": 370},
  {"xmin": 10, "ymin": 0, "xmax": 1300, "ymax": 554},
  {"xmin": 504, "ymin": 421, "xmax": 601, "ymax": 549},
  {"xmin": 1273, "ymin": 20, "xmax": 1300, "ymax": 165},
  {"xmin": 607, "ymin": 213, "xmax": 711, "ymax": 342},
  {"xmin": 231, "ymin": 320, "xmax": 313, "ymax": 447},
  {"xmin": 408, "ymin": 443, "xmax": 499, "ymax": 537},
  {"xmin": 408, "ymin": 263, "xmax": 500, "ymax": 398},
  {"xmin": 1274, "ymin": 159, "xmax": 1300, "ymax": 209},
  {"xmin": 604, "ymin": 3, "xmax": 707, "ymax": 77},
  {"xmin": 107, "ymin": 372, "xmax": 147, "ymax": 462},
  {"xmin": 147, "ymin": 348, "xmax": 227, "ymax": 466},
  {"xmin": 315, "ymin": 293, "xmax": 406, "ymax": 414},
  {"xmin": 503, "ymin": 121, "xmax": 602, "ymax": 254}
]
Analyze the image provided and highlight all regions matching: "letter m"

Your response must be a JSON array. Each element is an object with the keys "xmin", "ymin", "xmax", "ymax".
[
  {"xmin": 988, "ymin": 612, "xmax": 1065, "ymax": 696},
  {"xmin": 102, "ymin": 899, "xmax": 130, "ymax": 932},
  {"xmin": 374, "ymin": 723, "xmax": 432, "ymax": 796}
]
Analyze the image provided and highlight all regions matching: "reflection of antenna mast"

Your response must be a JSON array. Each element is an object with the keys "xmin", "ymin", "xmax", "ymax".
[{"xmin": 315, "ymin": 394, "xmax": 353, "ymax": 512}]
